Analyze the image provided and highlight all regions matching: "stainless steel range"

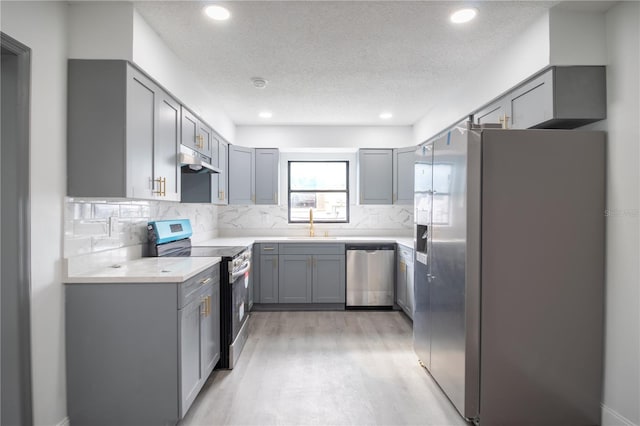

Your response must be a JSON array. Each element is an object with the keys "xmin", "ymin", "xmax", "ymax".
[{"xmin": 148, "ymin": 219, "xmax": 251, "ymax": 369}]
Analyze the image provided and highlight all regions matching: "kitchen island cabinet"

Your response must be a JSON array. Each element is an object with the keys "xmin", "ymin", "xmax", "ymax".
[
  {"xmin": 65, "ymin": 265, "xmax": 220, "ymax": 425},
  {"xmin": 68, "ymin": 59, "xmax": 180, "ymax": 201}
]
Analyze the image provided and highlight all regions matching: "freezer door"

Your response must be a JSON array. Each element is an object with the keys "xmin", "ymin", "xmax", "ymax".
[{"xmin": 428, "ymin": 126, "xmax": 472, "ymax": 417}]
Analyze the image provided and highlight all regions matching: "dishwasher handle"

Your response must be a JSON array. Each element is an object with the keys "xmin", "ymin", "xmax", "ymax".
[{"xmin": 345, "ymin": 244, "xmax": 396, "ymax": 251}]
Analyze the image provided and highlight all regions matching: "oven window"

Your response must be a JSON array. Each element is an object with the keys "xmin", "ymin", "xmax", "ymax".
[{"xmin": 288, "ymin": 161, "xmax": 349, "ymax": 223}]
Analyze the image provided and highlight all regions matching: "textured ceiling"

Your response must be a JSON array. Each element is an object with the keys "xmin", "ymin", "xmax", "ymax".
[{"xmin": 134, "ymin": 1, "xmax": 556, "ymax": 125}]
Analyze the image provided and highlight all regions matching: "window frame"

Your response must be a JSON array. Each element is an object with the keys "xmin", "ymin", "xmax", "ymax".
[{"xmin": 287, "ymin": 160, "xmax": 350, "ymax": 224}]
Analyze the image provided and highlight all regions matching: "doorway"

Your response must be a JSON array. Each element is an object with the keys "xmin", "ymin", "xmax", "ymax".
[{"xmin": 1, "ymin": 32, "xmax": 33, "ymax": 426}]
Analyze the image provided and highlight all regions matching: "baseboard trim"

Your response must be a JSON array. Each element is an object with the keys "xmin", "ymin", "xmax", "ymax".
[
  {"xmin": 56, "ymin": 417, "xmax": 70, "ymax": 426},
  {"xmin": 602, "ymin": 404, "xmax": 638, "ymax": 426}
]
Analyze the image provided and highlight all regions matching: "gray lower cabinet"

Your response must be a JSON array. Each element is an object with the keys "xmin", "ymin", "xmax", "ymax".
[
  {"xmin": 68, "ymin": 60, "xmax": 180, "ymax": 201},
  {"xmin": 228, "ymin": 145, "xmax": 256, "ymax": 204},
  {"xmin": 358, "ymin": 149, "xmax": 393, "ymax": 205},
  {"xmin": 473, "ymin": 66, "xmax": 606, "ymax": 129},
  {"xmin": 396, "ymin": 246, "xmax": 414, "ymax": 319},
  {"xmin": 312, "ymin": 255, "xmax": 346, "ymax": 303},
  {"xmin": 393, "ymin": 147, "xmax": 415, "ymax": 205},
  {"xmin": 255, "ymin": 148, "xmax": 279, "ymax": 205},
  {"xmin": 279, "ymin": 255, "xmax": 313, "ymax": 303},
  {"xmin": 258, "ymin": 254, "xmax": 279, "ymax": 303},
  {"xmin": 66, "ymin": 266, "xmax": 220, "ymax": 426}
]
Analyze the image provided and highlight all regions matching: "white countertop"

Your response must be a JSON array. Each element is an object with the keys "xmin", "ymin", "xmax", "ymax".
[
  {"xmin": 197, "ymin": 236, "xmax": 415, "ymax": 249},
  {"xmin": 65, "ymin": 257, "xmax": 221, "ymax": 284}
]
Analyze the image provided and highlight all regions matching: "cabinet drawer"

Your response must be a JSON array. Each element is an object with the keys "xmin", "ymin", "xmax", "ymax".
[
  {"xmin": 178, "ymin": 266, "xmax": 219, "ymax": 308},
  {"xmin": 279, "ymin": 243, "xmax": 345, "ymax": 255},
  {"xmin": 257, "ymin": 243, "xmax": 279, "ymax": 255}
]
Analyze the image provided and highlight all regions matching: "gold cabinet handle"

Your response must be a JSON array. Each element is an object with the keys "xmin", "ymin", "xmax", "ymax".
[
  {"xmin": 153, "ymin": 177, "xmax": 166, "ymax": 196},
  {"xmin": 499, "ymin": 113, "xmax": 510, "ymax": 129},
  {"xmin": 201, "ymin": 297, "xmax": 207, "ymax": 316},
  {"xmin": 199, "ymin": 277, "xmax": 212, "ymax": 286}
]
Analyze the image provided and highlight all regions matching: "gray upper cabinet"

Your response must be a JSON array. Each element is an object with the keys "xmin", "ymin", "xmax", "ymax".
[
  {"xmin": 155, "ymin": 94, "xmax": 181, "ymax": 202},
  {"xmin": 393, "ymin": 147, "xmax": 415, "ymax": 205},
  {"xmin": 211, "ymin": 138, "xmax": 229, "ymax": 205},
  {"xmin": 279, "ymin": 255, "xmax": 313, "ymax": 303},
  {"xmin": 228, "ymin": 145, "xmax": 256, "ymax": 204},
  {"xmin": 312, "ymin": 255, "xmax": 345, "ymax": 303},
  {"xmin": 474, "ymin": 98, "xmax": 508, "ymax": 127},
  {"xmin": 473, "ymin": 66, "xmax": 606, "ymax": 129},
  {"xmin": 255, "ymin": 148, "xmax": 279, "ymax": 205},
  {"xmin": 68, "ymin": 60, "xmax": 180, "ymax": 201},
  {"xmin": 358, "ymin": 149, "xmax": 393, "ymax": 204},
  {"xmin": 181, "ymin": 107, "xmax": 213, "ymax": 159}
]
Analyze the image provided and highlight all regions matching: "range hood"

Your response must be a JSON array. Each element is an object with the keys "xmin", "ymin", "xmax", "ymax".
[{"xmin": 179, "ymin": 145, "xmax": 221, "ymax": 174}]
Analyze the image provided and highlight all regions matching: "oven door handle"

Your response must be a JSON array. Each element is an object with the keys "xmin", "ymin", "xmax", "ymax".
[{"xmin": 230, "ymin": 263, "xmax": 251, "ymax": 282}]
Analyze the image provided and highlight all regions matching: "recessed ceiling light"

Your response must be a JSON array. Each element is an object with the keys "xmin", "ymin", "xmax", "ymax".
[
  {"xmin": 259, "ymin": 111, "xmax": 273, "ymax": 119},
  {"xmin": 450, "ymin": 8, "xmax": 477, "ymax": 24},
  {"xmin": 251, "ymin": 77, "xmax": 268, "ymax": 89},
  {"xmin": 204, "ymin": 5, "xmax": 231, "ymax": 21},
  {"xmin": 379, "ymin": 112, "xmax": 393, "ymax": 120}
]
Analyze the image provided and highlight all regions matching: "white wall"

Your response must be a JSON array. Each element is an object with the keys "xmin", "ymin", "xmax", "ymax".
[
  {"xmin": 598, "ymin": 3, "xmax": 640, "ymax": 425},
  {"xmin": 66, "ymin": 3, "xmax": 236, "ymax": 143},
  {"xmin": 236, "ymin": 125, "xmax": 413, "ymax": 149},
  {"xmin": 549, "ymin": 7, "xmax": 607, "ymax": 65},
  {"xmin": 132, "ymin": 10, "xmax": 235, "ymax": 142},
  {"xmin": 413, "ymin": 12, "xmax": 550, "ymax": 143},
  {"xmin": 68, "ymin": 1, "xmax": 133, "ymax": 60},
  {"xmin": 0, "ymin": 2, "xmax": 69, "ymax": 425}
]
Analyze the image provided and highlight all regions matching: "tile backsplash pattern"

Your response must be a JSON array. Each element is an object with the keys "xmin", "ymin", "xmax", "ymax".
[
  {"xmin": 65, "ymin": 198, "xmax": 219, "ymax": 257},
  {"xmin": 65, "ymin": 198, "xmax": 413, "ymax": 257},
  {"xmin": 217, "ymin": 204, "xmax": 413, "ymax": 237}
]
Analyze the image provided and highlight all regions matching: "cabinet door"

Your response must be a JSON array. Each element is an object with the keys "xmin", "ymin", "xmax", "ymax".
[
  {"xmin": 198, "ymin": 122, "xmax": 214, "ymax": 159},
  {"xmin": 359, "ymin": 149, "xmax": 393, "ymax": 204},
  {"xmin": 181, "ymin": 108, "xmax": 199, "ymax": 152},
  {"xmin": 393, "ymin": 147, "xmax": 415, "ymax": 205},
  {"xmin": 312, "ymin": 255, "xmax": 345, "ymax": 303},
  {"xmin": 155, "ymin": 93, "xmax": 181, "ymax": 201},
  {"xmin": 509, "ymin": 70, "xmax": 554, "ymax": 129},
  {"xmin": 474, "ymin": 98, "xmax": 507, "ymax": 126},
  {"xmin": 255, "ymin": 148, "xmax": 279, "ymax": 205},
  {"xmin": 406, "ymin": 259, "xmax": 414, "ymax": 319},
  {"xmin": 211, "ymin": 139, "xmax": 228, "ymax": 205},
  {"xmin": 228, "ymin": 145, "xmax": 255, "ymax": 204},
  {"xmin": 396, "ymin": 258, "xmax": 407, "ymax": 310},
  {"xmin": 179, "ymin": 298, "xmax": 203, "ymax": 417},
  {"xmin": 126, "ymin": 69, "xmax": 155, "ymax": 199},
  {"xmin": 278, "ymin": 255, "xmax": 312, "ymax": 303},
  {"xmin": 259, "ymin": 255, "xmax": 279, "ymax": 303},
  {"xmin": 200, "ymin": 283, "xmax": 220, "ymax": 377}
]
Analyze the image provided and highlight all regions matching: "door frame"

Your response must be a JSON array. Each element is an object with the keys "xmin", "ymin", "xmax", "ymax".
[{"xmin": 1, "ymin": 31, "xmax": 33, "ymax": 425}]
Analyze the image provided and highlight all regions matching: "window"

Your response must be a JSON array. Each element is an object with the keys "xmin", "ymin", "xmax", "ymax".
[{"xmin": 288, "ymin": 161, "xmax": 349, "ymax": 223}]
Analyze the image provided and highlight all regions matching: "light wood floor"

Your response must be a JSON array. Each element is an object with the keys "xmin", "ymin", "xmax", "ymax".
[{"xmin": 180, "ymin": 311, "xmax": 468, "ymax": 426}]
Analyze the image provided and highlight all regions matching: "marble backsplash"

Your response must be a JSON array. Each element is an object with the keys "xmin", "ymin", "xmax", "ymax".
[
  {"xmin": 65, "ymin": 198, "xmax": 413, "ymax": 258},
  {"xmin": 217, "ymin": 204, "xmax": 413, "ymax": 237},
  {"xmin": 64, "ymin": 198, "xmax": 219, "ymax": 257}
]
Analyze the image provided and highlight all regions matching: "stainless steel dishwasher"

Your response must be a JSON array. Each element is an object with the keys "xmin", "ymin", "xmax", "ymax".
[{"xmin": 346, "ymin": 244, "xmax": 395, "ymax": 307}]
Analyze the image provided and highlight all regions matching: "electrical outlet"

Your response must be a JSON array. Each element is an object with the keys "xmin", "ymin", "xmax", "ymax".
[{"xmin": 108, "ymin": 216, "xmax": 118, "ymax": 237}]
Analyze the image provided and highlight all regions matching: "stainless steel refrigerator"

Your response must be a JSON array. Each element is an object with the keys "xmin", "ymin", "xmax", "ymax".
[{"xmin": 413, "ymin": 123, "xmax": 605, "ymax": 426}]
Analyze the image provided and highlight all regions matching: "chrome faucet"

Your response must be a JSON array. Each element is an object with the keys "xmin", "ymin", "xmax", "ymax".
[{"xmin": 309, "ymin": 208, "xmax": 315, "ymax": 237}]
